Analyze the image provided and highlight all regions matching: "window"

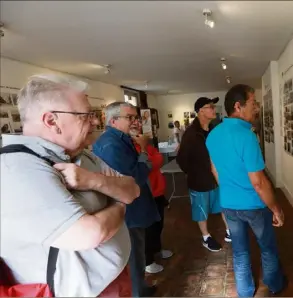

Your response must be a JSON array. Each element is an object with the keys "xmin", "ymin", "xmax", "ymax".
[{"xmin": 124, "ymin": 90, "xmax": 139, "ymax": 106}]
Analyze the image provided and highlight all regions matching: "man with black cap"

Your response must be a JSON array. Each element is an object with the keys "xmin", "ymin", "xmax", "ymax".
[{"xmin": 177, "ymin": 97, "xmax": 230, "ymax": 252}]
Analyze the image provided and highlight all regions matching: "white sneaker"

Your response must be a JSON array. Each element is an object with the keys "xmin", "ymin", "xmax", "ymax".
[
  {"xmin": 145, "ymin": 262, "xmax": 164, "ymax": 274},
  {"xmin": 160, "ymin": 249, "xmax": 173, "ymax": 259}
]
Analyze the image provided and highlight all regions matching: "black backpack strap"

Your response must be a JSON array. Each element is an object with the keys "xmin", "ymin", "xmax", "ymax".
[
  {"xmin": 0, "ymin": 144, "xmax": 59, "ymax": 296},
  {"xmin": 0, "ymin": 144, "xmax": 55, "ymax": 167},
  {"xmin": 47, "ymin": 247, "xmax": 59, "ymax": 296}
]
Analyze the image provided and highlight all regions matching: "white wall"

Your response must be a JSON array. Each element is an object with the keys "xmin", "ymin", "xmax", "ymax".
[
  {"xmin": 148, "ymin": 89, "xmax": 262, "ymax": 141},
  {"xmin": 261, "ymin": 37, "xmax": 293, "ymax": 201},
  {"xmin": 148, "ymin": 91, "xmax": 226, "ymax": 141},
  {"xmin": 0, "ymin": 57, "xmax": 124, "ymax": 107},
  {"xmin": 277, "ymin": 38, "xmax": 293, "ymax": 199}
]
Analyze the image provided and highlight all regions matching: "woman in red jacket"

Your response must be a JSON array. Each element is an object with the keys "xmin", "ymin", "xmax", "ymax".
[{"xmin": 130, "ymin": 113, "xmax": 173, "ymax": 274}]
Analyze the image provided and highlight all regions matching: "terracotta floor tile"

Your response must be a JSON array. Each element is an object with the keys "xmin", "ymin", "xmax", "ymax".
[
  {"xmin": 205, "ymin": 264, "xmax": 227, "ymax": 278},
  {"xmin": 225, "ymin": 271, "xmax": 235, "ymax": 284},
  {"xmin": 225, "ymin": 283, "xmax": 238, "ymax": 297},
  {"xmin": 146, "ymin": 177, "xmax": 293, "ymax": 297},
  {"xmin": 200, "ymin": 278, "xmax": 225, "ymax": 296}
]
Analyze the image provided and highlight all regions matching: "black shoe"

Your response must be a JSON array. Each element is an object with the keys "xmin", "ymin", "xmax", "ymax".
[
  {"xmin": 269, "ymin": 276, "xmax": 288, "ymax": 296},
  {"xmin": 224, "ymin": 232, "xmax": 232, "ymax": 243},
  {"xmin": 141, "ymin": 285, "xmax": 157, "ymax": 297},
  {"xmin": 202, "ymin": 236, "xmax": 222, "ymax": 252}
]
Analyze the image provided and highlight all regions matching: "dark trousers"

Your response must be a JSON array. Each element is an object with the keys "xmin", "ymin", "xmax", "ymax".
[
  {"xmin": 128, "ymin": 227, "xmax": 149, "ymax": 297},
  {"xmin": 145, "ymin": 195, "xmax": 167, "ymax": 266},
  {"xmin": 223, "ymin": 207, "xmax": 285, "ymax": 297}
]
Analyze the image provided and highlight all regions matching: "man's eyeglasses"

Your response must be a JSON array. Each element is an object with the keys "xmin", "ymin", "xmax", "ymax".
[
  {"xmin": 114, "ymin": 115, "xmax": 142, "ymax": 122},
  {"xmin": 50, "ymin": 110, "xmax": 97, "ymax": 121}
]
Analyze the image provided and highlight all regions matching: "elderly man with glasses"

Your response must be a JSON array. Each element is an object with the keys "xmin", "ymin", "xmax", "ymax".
[
  {"xmin": 0, "ymin": 74, "xmax": 140, "ymax": 297},
  {"xmin": 93, "ymin": 102, "xmax": 160, "ymax": 297}
]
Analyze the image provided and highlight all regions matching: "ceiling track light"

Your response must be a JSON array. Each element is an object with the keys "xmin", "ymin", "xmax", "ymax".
[
  {"xmin": 220, "ymin": 57, "xmax": 227, "ymax": 70},
  {"xmin": 203, "ymin": 9, "xmax": 215, "ymax": 28},
  {"xmin": 103, "ymin": 64, "xmax": 111, "ymax": 74},
  {"xmin": 226, "ymin": 76, "xmax": 231, "ymax": 84},
  {"xmin": 145, "ymin": 81, "xmax": 149, "ymax": 89},
  {"xmin": 221, "ymin": 63, "xmax": 227, "ymax": 70}
]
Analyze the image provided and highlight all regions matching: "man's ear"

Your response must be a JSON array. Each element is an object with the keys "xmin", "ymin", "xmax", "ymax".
[
  {"xmin": 109, "ymin": 117, "xmax": 116, "ymax": 127},
  {"xmin": 234, "ymin": 102, "xmax": 242, "ymax": 113},
  {"xmin": 42, "ymin": 112, "xmax": 61, "ymax": 134}
]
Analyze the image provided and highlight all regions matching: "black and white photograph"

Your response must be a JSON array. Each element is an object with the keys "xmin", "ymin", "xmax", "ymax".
[
  {"xmin": 183, "ymin": 112, "xmax": 189, "ymax": 118},
  {"xmin": 283, "ymin": 77, "xmax": 293, "ymax": 156},
  {"xmin": 0, "ymin": 93, "xmax": 12, "ymax": 105},
  {"xmin": 0, "ymin": 122, "xmax": 13, "ymax": 135},
  {"xmin": 190, "ymin": 112, "xmax": 196, "ymax": 119},
  {"xmin": 0, "ymin": 112, "xmax": 9, "ymax": 119},
  {"xmin": 11, "ymin": 112, "xmax": 21, "ymax": 123},
  {"xmin": 263, "ymin": 89, "xmax": 274, "ymax": 143}
]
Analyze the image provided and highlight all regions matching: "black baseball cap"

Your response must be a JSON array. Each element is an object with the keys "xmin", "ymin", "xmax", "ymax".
[{"xmin": 194, "ymin": 97, "xmax": 219, "ymax": 113}]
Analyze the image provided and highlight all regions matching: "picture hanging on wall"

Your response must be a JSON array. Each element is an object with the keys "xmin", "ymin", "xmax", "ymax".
[
  {"xmin": 263, "ymin": 89, "xmax": 274, "ymax": 143},
  {"xmin": 10, "ymin": 111, "xmax": 22, "ymax": 134},
  {"xmin": 94, "ymin": 109, "xmax": 106, "ymax": 131},
  {"xmin": 183, "ymin": 112, "xmax": 189, "ymax": 118},
  {"xmin": 0, "ymin": 122, "xmax": 13, "ymax": 135},
  {"xmin": 283, "ymin": 78, "xmax": 293, "ymax": 156},
  {"xmin": 168, "ymin": 112, "xmax": 173, "ymax": 119},
  {"xmin": 0, "ymin": 92, "xmax": 12, "ymax": 105},
  {"xmin": 190, "ymin": 112, "xmax": 196, "ymax": 119}
]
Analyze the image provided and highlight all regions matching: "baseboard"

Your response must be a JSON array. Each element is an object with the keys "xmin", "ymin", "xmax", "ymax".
[{"xmin": 281, "ymin": 184, "xmax": 293, "ymax": 206}]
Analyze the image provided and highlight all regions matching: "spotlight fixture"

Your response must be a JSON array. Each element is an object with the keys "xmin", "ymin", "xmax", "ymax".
[
  {"xmin": 0, "ymin": 22, "xmax": 4, "ymax": 37},
  {"xmin": 226, "ymin": 76, "xmax": 231, "ymax": 84},
  {"xmin": 203, "ymin": 9, "xmax": 215, "ymax": 28},
  {"xmin": 220, "ymin": 58, "xmax": 227, "ymax": 70},
  {"xmin": 145, "ymin": 81, "xmax": 149, "ymax": 89},
  {"xmin": 103, "ymin": 64, "xmax": 111, "ymax": 74}
]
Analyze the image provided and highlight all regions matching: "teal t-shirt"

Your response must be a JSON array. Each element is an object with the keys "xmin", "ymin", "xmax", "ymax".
[{"xmin": 206, "ymin": 118, "xmax": 266, "ymax": 210}]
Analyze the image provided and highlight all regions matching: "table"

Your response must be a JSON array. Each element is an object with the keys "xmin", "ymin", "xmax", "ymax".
[
  {"xmin": 160, "ymin": 158, "xmax": 189, "ymax": 208},
  {"xmin": 158, "ymin": 142, "xmax": 179, "ymax": 164}
]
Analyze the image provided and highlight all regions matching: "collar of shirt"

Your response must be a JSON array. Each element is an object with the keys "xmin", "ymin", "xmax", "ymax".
[{"xmin": 223, "ymin": 117, "xmax": 252, "ymax": 129}]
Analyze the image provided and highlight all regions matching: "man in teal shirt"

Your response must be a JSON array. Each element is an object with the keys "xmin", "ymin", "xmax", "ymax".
[{"xmin": 206, "ymin": 84, "xmax": 286, "ymax": 297}]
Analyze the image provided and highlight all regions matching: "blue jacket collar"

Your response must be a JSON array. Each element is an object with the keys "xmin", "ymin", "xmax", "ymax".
[
  {"xmin": 223, "ymin": 117, "xmax": 252, "ymax": 129},
  {"xmin": 106, "ymin": 126, "xmax": 132, "ymax": 139}
]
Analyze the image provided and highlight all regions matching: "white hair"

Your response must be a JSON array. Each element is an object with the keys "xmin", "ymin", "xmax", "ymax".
[
  {"xmin": 104, "ymin": 101, "xmax": 136, "ymax": 125},
  {"xmin": 17, "ymin": 73, "xmax": 88, "ymax": 123}
]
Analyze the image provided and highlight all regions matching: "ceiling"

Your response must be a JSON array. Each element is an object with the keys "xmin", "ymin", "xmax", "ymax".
[{"xmin": 1, "ymin": 1, "xmax": 293, "ymax": 94}]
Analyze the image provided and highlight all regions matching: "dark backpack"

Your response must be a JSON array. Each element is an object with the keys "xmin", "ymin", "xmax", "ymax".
[{"xmin": 0, "ymin": 144, "xmax": 59, "ymax": 297}]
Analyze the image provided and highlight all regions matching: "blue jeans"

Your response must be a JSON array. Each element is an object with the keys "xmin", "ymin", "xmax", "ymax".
[{"xmin": 223, "ymin": 207, "xmax": 284, "ymax": 297}]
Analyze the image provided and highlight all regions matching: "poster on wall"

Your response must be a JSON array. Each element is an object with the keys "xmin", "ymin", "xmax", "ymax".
[
  {"xmin": 263, "ymin": 89, "xmax": 274, "ymax": 143},
  {"xmin": 140, "ymin": 109, "xmax": 153, "ymax": 138},
  {"xmin": 283, "ymin": 78, "xmax": 293, "ymax": 156},
  {"xmin": 0, "ymin": 111, "xmax": 14, "ymax": 137}
]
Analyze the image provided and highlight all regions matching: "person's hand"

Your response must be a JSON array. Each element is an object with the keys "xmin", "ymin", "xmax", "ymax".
[
  {"xmin": 272, "ymin": 209, "xmax": 284, "ymax": 227},
  {"xmin": 54, "ymin": 163, "xmax": 97, "ymax": 190},
  {"xmin": 132, "ymin": 134, "xmax": 149, "ymax": 151}
]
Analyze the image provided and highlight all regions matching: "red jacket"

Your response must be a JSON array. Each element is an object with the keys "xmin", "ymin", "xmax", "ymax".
[{"xmin": 134, "ymin": 143, "xmax": 166, "ymax": 198}]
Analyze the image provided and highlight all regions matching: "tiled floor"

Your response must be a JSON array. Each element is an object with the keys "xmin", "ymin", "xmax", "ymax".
[{"xmin": 146, "ymin": 173, "xmax": 293, "ymax": 297}]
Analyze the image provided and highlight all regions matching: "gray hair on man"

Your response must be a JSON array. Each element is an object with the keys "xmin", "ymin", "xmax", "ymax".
[
  {"xmin": 104, "ymin": 101, "xmax": 136, "ymax": 125},
  {"xmin": 17, "ymin": 73, "xmax": 88, "ymax": 124}
]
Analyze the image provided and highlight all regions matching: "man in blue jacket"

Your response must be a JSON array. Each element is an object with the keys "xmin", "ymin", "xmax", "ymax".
[{"xmin": 93, "ymin": 102, "xmax": 160, "ymax": 297}]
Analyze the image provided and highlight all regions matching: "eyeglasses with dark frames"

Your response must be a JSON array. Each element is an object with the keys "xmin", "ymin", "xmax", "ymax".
[
  {"xmin": 114, "ymin": 115, "xmax": 142, "ymax": 122},
  {"xmin": 50, "ymin": 110, "xmax": 97, "ymax": 120}
]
